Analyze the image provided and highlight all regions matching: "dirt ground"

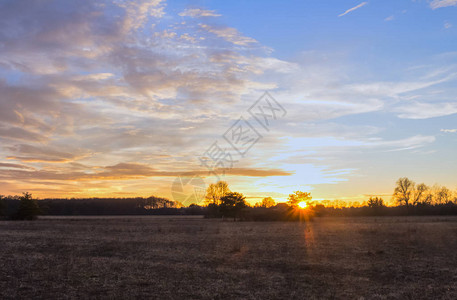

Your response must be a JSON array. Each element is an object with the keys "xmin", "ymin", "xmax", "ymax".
[{"xmin": 1, "ymin": 216, "xmax": 457, "ymax": 299}]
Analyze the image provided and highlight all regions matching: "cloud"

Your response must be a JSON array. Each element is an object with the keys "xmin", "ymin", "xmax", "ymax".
[
  {"xmin": 282, "ymin": 135, "xmax": 435, "ymax": 154},
  {"xmin": 0, "ymin": 163, "xmax": 34, "ymax": 170},
  {"xmin": 372, "ymin": 135, "xmax": 436, "ymax": 152},
  {"xmin": 6, "ymin": 144, "xmax": 89, "ymax": 163},
  {"xmin": 430, "ymin": 0, "xmax": 457, "ymax": 9},
  {"xmin": 441, "ymin": 129, "xmax": 457, "ymax": 133},
  {"xmin": 384, "ymin": 15, "xmax": 394, "ymax": 21},
  {"xmin": 224, "ymin": 168, "xmax": 292, "ymax": 177},
  {"xmin": 200, "ymin": 24, "xmax": 257, "ymax": 46},
  {"xmin": 395, "ymin": 101, "xmax": 457, "ymax": 119},
  {"xmin": 0, "ymin": 0, "xmax": 279, "ymax": 183},
  {"xmin": 0, "ymin": 126, "xmax": 47, "ymax": 142},
  {"xmin": 179, "ymin": 8, "xmax": 221, "ymax": 18},
  {"xmin": 117, "ymin": 0, "xmax": 165, "ymax": 32},
  {"xmin": 209, "ymin": 52, "xmax": 299, "ymax": 74},
  {"xmin": 101, "ymin": 164, "xmax": 292, "ymax": 178},
  {"xmin": 338, "ymin": 2, "xmax": 368, "ymax": 17},
  {"xmin": 0, "ymin": 162, "xmax": 291, "ymax": 182}
]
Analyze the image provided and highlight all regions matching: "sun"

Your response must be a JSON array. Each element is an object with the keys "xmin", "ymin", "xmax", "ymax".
[{"xmin": 298, "ymin": 201, "xmax": 307, "ymax": 209}]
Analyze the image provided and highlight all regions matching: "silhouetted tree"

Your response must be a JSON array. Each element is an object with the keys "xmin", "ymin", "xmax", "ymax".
[
  {"xmin": 0, "ymin": 195, "xmax": 6, "ymax": 217},
  {"xmin": 220, "ymin": 192, "xmax": 247, "ymax": 220},
  {"xmin": 288, "ymin": 191, "xmax": 312, "ymax": 207},
  {"xmin": 255, "ymin": 197, "xmax": 276, "ymax": 208},
  {"xmin": 185, "ymin": 204, "xmax": 205, "ymax": 215},
  {"xmin": 205, "ymin": 181, "xmax": 230, "ymax": 205},
  {"xmin": 367, "ymin": 197, "xmax": 384, "ymax": 208},
  {"xmin": 14, "ymin": 192, "xmax": 41, "ymax": 220},
  {"xmin": 393, "ymin": 177, "xmax": 415, "ymax": 207}
]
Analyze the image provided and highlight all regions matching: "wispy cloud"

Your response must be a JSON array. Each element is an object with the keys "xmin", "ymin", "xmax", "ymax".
[
  {"xmin": 0, "ymin": 163, "xmax": 35, "ymax": 170},
  {"xmin": 384, "ymin": 15, "xmax": 394, "ymax": 22},
  {"xmin": 199, "ymin": 24, "xmax": 257, "ymax": 46},
  {"xmin": 395, "ymin": 101, "xmax": 457, "ymax": 119},
  {"xmin": 338, "ymin": 2, "xmax": 368, "ymax": 17},
  {"xmin": 441, "ymin": 129, "xmax": 457, "ymax": 133},
  {"xmin": 430, "ymin": 0, "xmax": 457, "ymax": 9},
  {"xmin": 179, "ymin": 8, "xmax": 221, "ymax": 18}
]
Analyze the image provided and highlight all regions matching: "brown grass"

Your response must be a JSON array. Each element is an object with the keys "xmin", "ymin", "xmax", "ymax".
[{"xmin": 1, "ymin": 216, "xmax": 457, "ymax": 299}]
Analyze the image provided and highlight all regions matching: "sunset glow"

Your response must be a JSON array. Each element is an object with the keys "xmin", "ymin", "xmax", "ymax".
[{"xmin": 298, "ymin": 201, "xmax": 308, "ymax": 209}]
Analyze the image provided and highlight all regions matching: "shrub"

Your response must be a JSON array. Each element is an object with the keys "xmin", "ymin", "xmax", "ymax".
[{"xmin": 13, "ymin": 192, "xmax": 41, "ymax": 220}]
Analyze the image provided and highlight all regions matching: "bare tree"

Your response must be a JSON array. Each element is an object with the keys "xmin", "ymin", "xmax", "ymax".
[
  {"xmin": 393, "ymin": 177, "xmax": 415, "ymax": 207},
  {"xmin": 205, "ymin": 181, "xmax": 230, "ymax": 205},
  {"xmin": 422, "ymin": 191, "xmax": 434, "ymax": 205},
  {"xmin": 413, "ymin": 183, "xmax": 430, "ymax": 206},
  {"xmin": 435, "ymin": 186, "xmax": 452, "ymax": 204}
]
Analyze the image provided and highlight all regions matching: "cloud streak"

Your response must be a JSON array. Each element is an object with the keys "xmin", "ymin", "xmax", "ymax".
[
  {"xmin": 395, "ymin": 101, "xmax": 457, "ymax": 119},
  {"xmin": 441, "ymin": 129, "xmax": 457, "ymax": 133},
  {"xmin": 0, "ymin": 162, "xmax": 291, "ymax": 182},
  {"xmin": 338, "ymin": 2, "xmax": 368, "ymax": 17},
  {"xmin": 179, "ymin": 8, "xmax": 221, "ymax": 17},
  {"xmin": 430, "ymin": 0, "xmax": 457, "ymax": 9},
  {"xmin": 199, "ymin": 24, "xmax": 258, "ymax": 46}
]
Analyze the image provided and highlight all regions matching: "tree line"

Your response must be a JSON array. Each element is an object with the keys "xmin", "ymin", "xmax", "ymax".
[
  {"xmin": 392, "ymin": 177, "xmax": 456, "ymax": 207},
  {"xmin": 0, "ymin": 194, "xmax": 181, "ymax": 220},
  {"xmin": 202, "ymin": 182, "xmax": 315, "ymax": 221},
  {"xmin": 1, "ymin": 177, "xmax": 456, "ymax": 221},
  {"xmin": 0, "ymin": 193, "xmax": 41, "ymax": 220},
  {"xmin": 200, "ymin": 179, "xmax": 457, "ymax": 220}
]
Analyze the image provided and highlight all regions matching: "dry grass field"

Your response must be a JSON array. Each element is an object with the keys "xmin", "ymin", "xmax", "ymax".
[{"xmin": 1, "ymin": 216, "xmax": 457, "ymax": 299}]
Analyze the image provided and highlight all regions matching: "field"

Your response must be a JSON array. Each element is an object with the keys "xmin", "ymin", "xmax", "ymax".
[{"xmin": 1, "ymin": 216, "xmax": 457, "ymax": 299}]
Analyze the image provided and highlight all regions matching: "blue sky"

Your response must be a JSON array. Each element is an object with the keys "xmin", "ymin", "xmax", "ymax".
[
  {"xmin": 200, "ymin": 1, "xmax": 456, "ymax": 58},
  {"xmin": 0, "ymin": 0, "xmax": 456, "ymax": 205}
]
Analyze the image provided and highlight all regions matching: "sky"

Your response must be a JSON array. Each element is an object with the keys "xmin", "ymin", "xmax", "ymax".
[{"xmin": 0, "ymin": 0, "xmax": 457, "ymax": 205}]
